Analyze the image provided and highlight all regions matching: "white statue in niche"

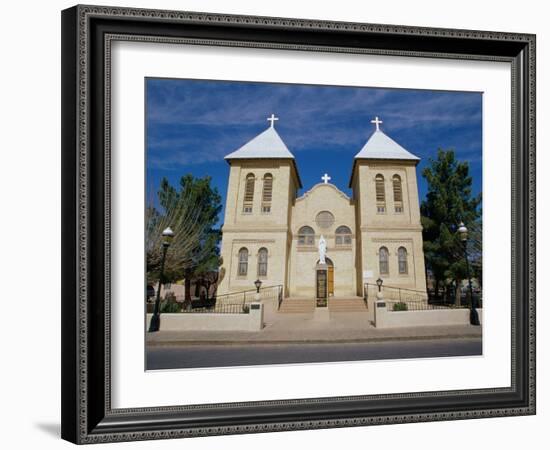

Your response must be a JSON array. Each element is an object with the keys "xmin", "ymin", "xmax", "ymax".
[{"xmin": 318, "ymin": 235, "xmax": 327, "ymax": 265}]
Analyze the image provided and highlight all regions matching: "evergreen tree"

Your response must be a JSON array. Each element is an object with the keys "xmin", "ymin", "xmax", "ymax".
[{"xmin": 421, "ymin": 149, "xmax": 481, "ymax": 305}]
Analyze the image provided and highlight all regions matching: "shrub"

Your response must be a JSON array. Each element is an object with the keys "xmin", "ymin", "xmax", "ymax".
[
  {"xmin": 160, "ymin": 301, "xmax": 181, "ymax": 313},
  {"xmin": 392, "ymin": 302, "xmax": 408, "ymax": 311}
]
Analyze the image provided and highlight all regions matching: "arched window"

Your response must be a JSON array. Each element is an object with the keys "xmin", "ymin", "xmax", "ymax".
[
  {"xmin": 375, "ymin": 174, "xmax": 386, "ymax": 213},
  {"xmin": 379, "ymin": 246, "xmax": 389, "ymax": 275},
  {"xmin": 261, "ymin": 173, "xmax": 273, "ymax": 213},
  {"xmin": 398, "ymin": 247, "xmax": 408, "ymax": 274},
  {"xmin": 257, "ymin": 248, "xmax": 268, "ymax": 277},
  {"xmin": 335, "ymin": 225, "xmax": 352, "ymax": 246},
  {"xmin": 243, "ymin": 173, "xmax": 255, "ymax": 213},
  {"xmin": 393, "ymin": 174, "xmax": 403, "ymax": 213},
  {"xmin": 298, "ymin": 226, "xmax": 315, "ymax": 246},
  {"xmin": 238, "ymin": 248, "xmax": 248, "ymax": 276}
]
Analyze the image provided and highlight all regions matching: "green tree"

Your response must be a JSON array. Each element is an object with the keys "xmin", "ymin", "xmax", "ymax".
[
  {"xmin": 420, "ymin": 149, "xmax": 481, "ymax": 305},
  {"xmin": 468, "ymin": 218, "xmax": 482, "ymax": 289},
  {"xmin": 146, "ymin": 175, "xmax": 222, "ymax": 306}
]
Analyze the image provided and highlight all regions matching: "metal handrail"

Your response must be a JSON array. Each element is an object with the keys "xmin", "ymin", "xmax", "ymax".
[
  {"xmin": 215, "ymin": 284, "xmax": 284, "ymax": 307},
  {"xmin": 177, "ymin": 285, "xmax": 284, "ymax": 314},
  {"xmin": 364, "ymin": 282, "xmax": 428, "ymax": 295},
  {"xmin": 181, "ymin": 303, "xmax": 251, "ymax": 314},
  {"xmin": 363, "ymin": 283, "xmax": 471, "ymax": 311},
  {"xmin": 363, "ymin": 283, "xmax": 428, "ymax": 303},
  {"xmin": 215, "ymin": 285, "xmax": 274, "ymax": 299},
  {"xmin": 384, "ymin": 299, "xmax": 467, "ymax": 311}
]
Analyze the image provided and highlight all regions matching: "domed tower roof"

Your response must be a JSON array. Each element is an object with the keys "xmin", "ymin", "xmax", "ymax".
[
  {"xmin": 353, "ymin": 116, "xmax": 420, "ymax": 161},
  {"xmin": 224, "ymin": 114, "xmax": 296, "ymax": 160},
  {"xmin": 349, "ymin": 117, "xmax": 420, "ymax": 187},
  {"xmin": 224, "ymin": 114, "xmax": 302, "ymax": 187}
]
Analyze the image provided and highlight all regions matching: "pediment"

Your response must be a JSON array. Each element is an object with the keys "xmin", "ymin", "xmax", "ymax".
[{"xmin": 296, "ymin": 183, "xmax": 351, "ymax": 204}]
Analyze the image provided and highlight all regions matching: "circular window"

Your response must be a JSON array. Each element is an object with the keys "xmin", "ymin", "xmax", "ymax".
[{"xmin": 315, "ymin": 211, "xmax": 335, "ymax": 229}]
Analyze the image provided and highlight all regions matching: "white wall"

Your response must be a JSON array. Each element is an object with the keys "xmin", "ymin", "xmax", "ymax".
[
  {"xmin": 146, "ymin": 305, "xmax": 264, "ymax": 331},
  {"xmin": 0, "ymin": 1, "xmax": 545, "ymax": 450},
  {"xmin": 374, "ymin": 304, "xmax": 483, "ymax": 328}
]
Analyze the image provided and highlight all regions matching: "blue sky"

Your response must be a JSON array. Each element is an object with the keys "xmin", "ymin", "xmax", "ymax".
[{"xmin": 146, "ymin": 78, "xmax": 482, "ymax": 224}]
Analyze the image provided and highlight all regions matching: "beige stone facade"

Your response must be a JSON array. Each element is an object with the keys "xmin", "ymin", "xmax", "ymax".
[
  {"xmin": 217, "ymin": 159, "xmax": 300, "ymax": 295},
  {"xmin": 350, "ymin": 161, "xmax": 427, "ymax": 293},
  {"xmin": 288, "ymin": 183, "xmax": 357, "ymax": 297},
  {"xmin": 218, "ymin": 120, "xmax": 427, "ymax": 298}
]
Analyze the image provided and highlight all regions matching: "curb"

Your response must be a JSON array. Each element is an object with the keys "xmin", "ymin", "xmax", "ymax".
[{"xmin": 147, "ymin": 334, "xmax": 482, "ymax": 347}]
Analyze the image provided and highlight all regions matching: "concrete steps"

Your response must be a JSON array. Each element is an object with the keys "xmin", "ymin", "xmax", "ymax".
[
  {"xmin": 278, "ymin": 298, "xmax": 315, "ymax": 313},
  {"xmin": 278, "ymin": 297, "xmax": 367, "ymax": 313},
  {"xmin": 328, "ymin": 297, "xmax": 367, "ymax": 313}
]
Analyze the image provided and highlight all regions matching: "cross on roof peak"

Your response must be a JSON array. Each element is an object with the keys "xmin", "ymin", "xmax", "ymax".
[
  {"xmin": 267, "ymin": 113, "xmax": 279, "ymax": 128},
  {"xmin": 371, "ymin": 116, "xmax": 383, "ymax": 131},
  {"xmin": 321, "ymin": 173, "xmax": 331, "ymax": 184}
]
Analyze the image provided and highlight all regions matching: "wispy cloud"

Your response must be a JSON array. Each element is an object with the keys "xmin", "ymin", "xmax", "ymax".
[
  {"xmin": 147, "ymin": 79, "xmax": 481, "ymax": 166},
  {"xmin": 146, "ymin": 78, "xmax": 482, "ymax": 205}
]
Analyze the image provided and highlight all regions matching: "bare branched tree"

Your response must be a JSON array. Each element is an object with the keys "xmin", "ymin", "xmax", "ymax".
[{"xmin": 146, "ymin": 186, "xmax": 213, "ymax": 283}]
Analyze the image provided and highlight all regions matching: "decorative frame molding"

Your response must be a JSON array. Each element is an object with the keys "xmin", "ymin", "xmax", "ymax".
[{"xmin": 61, "ymin": 4, "xmax": 535, "ymax": 444}]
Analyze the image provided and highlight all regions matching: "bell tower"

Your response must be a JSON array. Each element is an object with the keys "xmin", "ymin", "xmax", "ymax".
[
  {"xmin": 350, "ymin": 118, "xmax": 427, "ymax": 293},
  {"xmin": 218, "ymin": 115, "xmax": 302, "ymax": 295}
]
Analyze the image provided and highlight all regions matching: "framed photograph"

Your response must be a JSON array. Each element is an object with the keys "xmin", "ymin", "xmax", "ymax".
[{"xmin": 61, "ymin": 4, "xmax": 536, "ymax": 444}]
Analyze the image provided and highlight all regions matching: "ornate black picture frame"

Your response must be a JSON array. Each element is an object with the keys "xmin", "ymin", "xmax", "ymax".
[{"xmin": 61, "ymin": 4, "xmax": 536, "ymax": 444}]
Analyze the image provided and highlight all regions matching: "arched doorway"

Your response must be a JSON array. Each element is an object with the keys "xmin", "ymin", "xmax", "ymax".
[{"xmin": 316, "ymin": 258, "xmax": 334, "ymax": 298}]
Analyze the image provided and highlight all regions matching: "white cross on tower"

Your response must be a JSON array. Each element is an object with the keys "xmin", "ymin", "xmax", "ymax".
[
  {"xmin": 267, "ymin": 113, "xmax": 279, "ymax": 128},
  {"xmin": 321, "ymin": 173, "xmax": 331, "ymax": 184},
  {"xmin": 371, "ymin": 116, "xmax": 383, "ymax": 131}
]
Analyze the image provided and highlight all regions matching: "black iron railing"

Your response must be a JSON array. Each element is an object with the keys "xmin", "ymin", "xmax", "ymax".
[
  {"xmin": 164, "ymin": 285, "xmax": 283, "ymax": 314},
  {"xmin": 362, "ymin": 291, "xmax": 369, "ymax": 309},
  {"xmin": 364, "ymin": 283, "xmax": 428, "ymax": 303},
  {"xmin": 384, "ymin": 299, "xmax": 468, "ymax": 312},
  {"xmin": 214, "ymin": 284, "xmax": 283, "ymax": 307},
  {"xmin": 363, "ymin": 283, "xmax": 470, "ymax": 312},
  {"xmin": 154, "ymin": 285, "xmax": 283, "ymax": 315},
  {"xmin": 181, "ymin": 303, "xmax": 251, "ymax": 314},
  {"xmin": 428, "ymin": 290, "xmax": 483, "ymax": 308}
]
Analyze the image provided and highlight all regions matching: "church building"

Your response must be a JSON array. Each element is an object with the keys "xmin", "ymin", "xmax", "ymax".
[{"xmin": 217, "ymin": 115, "xmax": 427, "ymax": 299}]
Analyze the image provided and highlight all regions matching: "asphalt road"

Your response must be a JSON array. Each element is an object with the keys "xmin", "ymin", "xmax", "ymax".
[{"xmin": 146, "ymin": 338, "xmax": 482, "ymax": 370}]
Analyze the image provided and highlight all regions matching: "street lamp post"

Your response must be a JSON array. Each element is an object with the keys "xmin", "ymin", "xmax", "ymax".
[
  {"xmin": 376, "ymin": 277, "xmax": 383, "ymax": 292},
  {"xmin": 457, "ymin": 222, "xmax": 480, "ymax": 326},
  {"xmin": 148, "ymin": 227, "xmax": 174, "ymax": 332},
  {"xmin": 254, "ymin": 279, "xmax": 262, "ymax": 293},
  {"xmin": 254, "ymin": 279, "xmax": 262, "ymax": 302}
]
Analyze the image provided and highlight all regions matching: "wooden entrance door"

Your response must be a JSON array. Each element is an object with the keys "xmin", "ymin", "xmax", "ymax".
[{"xmin": 328, "ymin": 265, "xmax": 334, "ymax": 296}]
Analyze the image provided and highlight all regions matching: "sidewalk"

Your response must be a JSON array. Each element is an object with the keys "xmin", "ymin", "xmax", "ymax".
[
  {"xmin": 147, "ymin": 306, "xmax": 482, "ymax": 346},
  {"xmin": 146, "ymin": 298, "xmax": 482, "ymax": 346}
]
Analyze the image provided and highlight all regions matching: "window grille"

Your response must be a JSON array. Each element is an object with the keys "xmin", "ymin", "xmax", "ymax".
[
  {"xmin": 243, "ymin": 174, "xmax": 255, "ymax": 213},
  {"xmin": 257, "ymin": 248, "xmax": 268, "ymax": 277},
  {"xmin": 335, "ymin": 226, "xmax": 352, "ymax": 245},
  {"xmin": 298, "ymin": 226, "xmax": 315, "ymax": 246},
  {"xmin": 261, "ymin": 174, "xmax": 273, "ymax": 213},
  {"xmin": 375, "ymin": 174, "xmax": 386, "ymax": 213},
  {"xmin": 238, "ymin": 248, "xmax": 248, "ymax": 276},
  {"xmin": 398, "ymin": 247, "xmax": 408, "ymax": 274},
  {"xmin": 393, "ymin": 175, "xmax": 403, "ymax": 213},
  {"xmin": 379, "ymin": 246, "xmax": 389, "ymax": 275}
]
